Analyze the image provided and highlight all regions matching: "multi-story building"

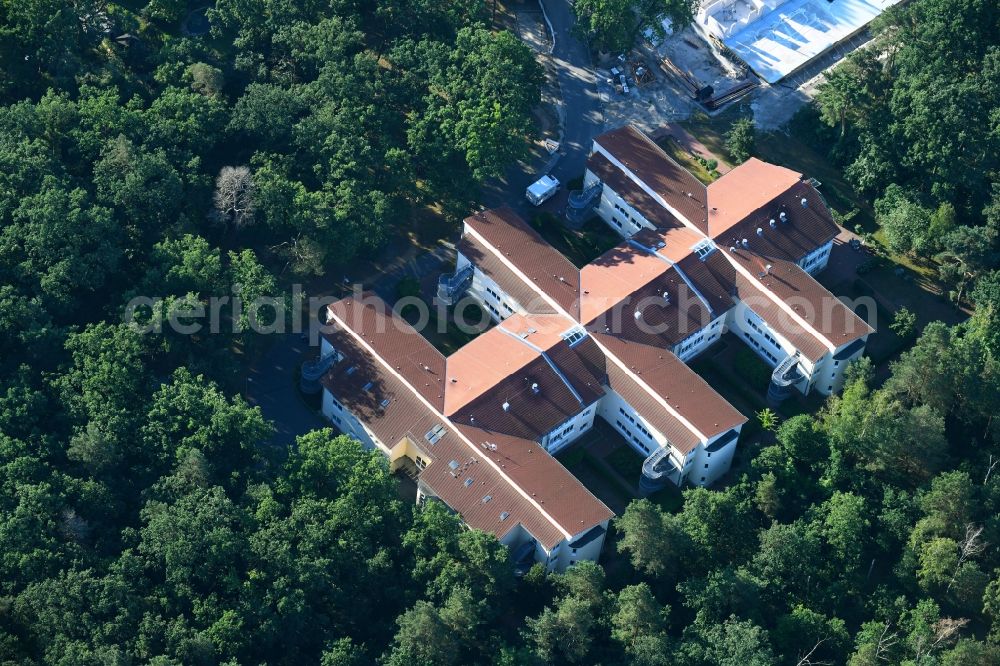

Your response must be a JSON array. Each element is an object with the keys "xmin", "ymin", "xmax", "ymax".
[{"xmin": 317, "ymin": 125, "xmax": 872, "ymax": 572}]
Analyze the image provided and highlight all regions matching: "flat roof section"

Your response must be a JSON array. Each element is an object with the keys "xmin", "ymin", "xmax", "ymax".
[
  {"xmin": 722, "ymin": 0, "xmax": 906, "ymax": 83},
  {"xmin": 444, "ymin": 326, "xmax": 541, "ymax": 416},
  {"xmin": 707, "ymin": 158, "xmax": 802, "ymax": 238}
]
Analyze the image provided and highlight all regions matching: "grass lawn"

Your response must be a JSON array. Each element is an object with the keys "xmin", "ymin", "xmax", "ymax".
[
  {"xmin": 531, "ymin": 214, "xmax": 622, "ymax": 267},
  {"xmin": 400, "ymin": 301, "xmax": 490, "ymax": 355},
  {"xmin": 605, "ymin": 444, "xmax": 643, "ymax": 482},
  {"xmin": 680, "ymin": 107, "xmax": 875, "ymax": 229},
  {"xmin": 655, "ymin": 137, "xmax": 720, "ymax": 185}
]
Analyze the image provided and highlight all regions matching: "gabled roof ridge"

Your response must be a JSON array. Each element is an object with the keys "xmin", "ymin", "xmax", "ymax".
[
  {"xmin": 328, "ymin": 306, "xmax": 577, "ymax": 542},
  {"xmin": 722, "ymin": 249, "xmax": 836, "ymax": 353},
  {"xmin": 589, "ymin": 332, "xmax": 708, "ymax": 444}
]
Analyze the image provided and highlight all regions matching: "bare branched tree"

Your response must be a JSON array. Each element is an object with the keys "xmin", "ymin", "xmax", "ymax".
[
  {"xmin": 795, "ymin": 637, "xmax": 833, "ymax": 666},
  {"xmin": 985, "ymin": 454, "xmax": 998, "ymax": 485},
  {"xmin": 214, "ymin": 166, "xmax": 256, "ymax": 228},
  {"xmin": 913, "ymin": 617, "xmax": 968, "ymax": 662},
  {"xmin": 947, "ymin": 524, "xmax": 986, "ymax": 591},
  {"xmin": 874, "ymin": 622, "xmax": 898, "ymax": 662}
]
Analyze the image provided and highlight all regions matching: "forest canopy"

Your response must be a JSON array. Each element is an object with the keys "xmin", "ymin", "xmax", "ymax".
[{"xmin": 1, "ymin": 0, "xmax": 1000, "ymax": 664}]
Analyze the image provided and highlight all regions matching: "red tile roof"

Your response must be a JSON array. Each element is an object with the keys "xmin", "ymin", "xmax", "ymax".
[
  {"xmin": 323, "ymin": 301, "xmax": 613, "ymax": 550},
  {"xmin": 457, "ymin": 235, "xmax": 557, "ymax": 314},
  {"xmin": 726, "ymin": 249, "xmax": 873, "ymax": 360},
  {"xmin": 706, "ymin": 158, "xmax": 802, "ymax": 237},
  {"xmin": 463, "ymin": 207, "xmax": 580, "ymax": 318},
  {"xmin": 587, "ymin": 151, "xmax": 686, "ymax": 230},
  {"xmin": 328, "ymin": 295, "xmax": 447, "ymax": 410},
  {"xmin": 593, "ymin": 125, "xmax": 709, "ymax": 233},
  {"xmin": 712, "ymin": 181, "xmax": 840, "ymax": 261},
  {"xmin": 592, "ymin": 333, "xmax": 746, "ymax": 449}
]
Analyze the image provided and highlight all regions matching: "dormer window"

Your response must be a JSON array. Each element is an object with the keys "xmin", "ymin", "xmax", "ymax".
[
  {"xmin": 561, "ymin": 327, "xmax": 586, "ymax": 346},
  {"xmin": 692, "ymin": 239, "xmax": 717, "ymax": 260}
]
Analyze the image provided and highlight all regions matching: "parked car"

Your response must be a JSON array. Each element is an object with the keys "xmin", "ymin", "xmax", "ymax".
[{"xmin": 619, "ymin": 74, "xmax": 629, "ymax": 94}]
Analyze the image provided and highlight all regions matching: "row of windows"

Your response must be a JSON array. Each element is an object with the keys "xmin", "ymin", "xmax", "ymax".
[
  {"xmin": 483, "ymin": 284, "xmax": 515, "ymax": 315},
  {"xmin": 608, "ymin": 200, "xmax": 643, "ymax": 232},
  {"xmin": 743, "ymin": 331, "xmax": 778, "ymax": 364},
  {"xmin": 745, "ymin": 315, "xmax": 782, "ymax": 353},
  {"xmin": 617, "ymin": 406, "xmax": 652, "ymax": 439},
  {"xmin": 615, "ymin": 420, "xmax": 651, "ymax": 455},
  {"xmin": 677, "ymin": 333, "xmax": 706, "ymax": 356},
  {"xmin": 800, "ymin": 245, "xmax": 830, "ymax": 271}
]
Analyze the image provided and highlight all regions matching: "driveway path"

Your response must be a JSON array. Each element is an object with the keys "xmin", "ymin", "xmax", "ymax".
[
  {"xmin": 540, "ymin": 0, "xmax": 605, "ymax": 186},
  {"xmin": 482, "ymin": 0, "xmax": 604, "ymax": 213}
]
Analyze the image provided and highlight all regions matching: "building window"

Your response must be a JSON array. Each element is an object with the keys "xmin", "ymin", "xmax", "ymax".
[{"xmin": 692, "ymin": 239, "xmax": 717, "ymax": 259}]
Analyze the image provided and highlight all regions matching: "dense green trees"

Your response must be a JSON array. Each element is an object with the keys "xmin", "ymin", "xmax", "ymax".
[
  {"xmin": 2, "ymin": 0, "xmax": 1000, "ymax": 662},
  {"xmin": 574, "ymin": 0, "xmax": 697, "ymax": 53},
  {"xmin": 813, "ymin": 0, "xmax": 1000, "ymax": 296}
]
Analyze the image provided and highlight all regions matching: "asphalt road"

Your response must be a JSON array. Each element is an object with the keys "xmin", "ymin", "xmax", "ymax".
[
  {"xmin": 482, "ymin": 0, "xmax": 603, "ymax": 214},
  {"xmin": 541, "ymin": 0, "xmax": 604, "ymax": 186}
]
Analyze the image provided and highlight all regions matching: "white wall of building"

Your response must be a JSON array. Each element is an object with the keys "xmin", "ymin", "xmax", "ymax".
[
  {"xmin": 798, "ymin": 239, "xmax": 833, "ymax": 275},
  {"xmin": 321, "ymin": 389, "xmax": 381, "ymax": 452},
  {"xmin": 727, "ymin": 302, "xmax": 819, "ymax": 393},
  {"xmin": 585, "ymin": 171, "xmax": 653, "ymax": 239},
  {"xmin": 687, "ymin": 427, "xmax": 742, "ymax": 487},
  {"xmin": 811, "ymin": 336, "xmax": 868, "ymax": 396},
  {"xmin": 543, "ymin": 402, "xmax": 598, "ymax": 455},
  {"xmin": 459, "ymin": 255, "xmax": 522, "ymax": 322},
  {"xmin": 596, "ymin": 388, "xmax": 696, "ymax": 482},
  {"xmin": 673, "ymin": 313, "xmax": 727, "ymax": 362}
]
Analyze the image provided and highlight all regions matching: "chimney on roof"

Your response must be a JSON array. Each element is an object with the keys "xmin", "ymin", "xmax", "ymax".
[
  {"xmin": 502, "ymin": 401, "xmax": 510, "ymax": 412},
  {"xmin": 756, "ymin": 227, "xmax": 763, "ymax": 237},
  {"xmin": 779, "ymin": 211, "xmax": 788, "ymax": 223},
  {"xmin": 769, "ymin": 218, "xmax": 776, "ymax": 229},
  {"xmin": 801, "ymin": 197, "xmax": 809, "ymax": 208}
]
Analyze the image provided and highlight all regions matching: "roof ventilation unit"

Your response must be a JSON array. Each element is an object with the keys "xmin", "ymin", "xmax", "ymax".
[
  {"xmin": 729, "ymin": 246, "xmax": 737, "ymax": 253},
  {"xmin": 756, "ymin": 227, "xmax": 763, "ymax": 237},
  {"xmin": 502, "ymin": 401, "xmax": 510, "ymax": 412},
  {"xmin": 769, "ymin": 218, "xmax": 776, "ymax": 229},
  {"xmin": 779, "ymin": 211, "xmax": 788, "ymax": 223},
  {"xmin": 531, "ymin": 382, "xmax": 540, "ymax": 394},
  {"xmin": 741, "ymin": 238, "xmax": 749, "ymax": 248},
  {"xmin": 662, "ymin": 291, "xmax": 671, "ymax": 304},
  {"xmin": 634, "ymin": 309, "xmax": 642, "ymax": 320},
  {"xmin": 800, "ymin": 197, "xmax": 808, "ymax": 208}
]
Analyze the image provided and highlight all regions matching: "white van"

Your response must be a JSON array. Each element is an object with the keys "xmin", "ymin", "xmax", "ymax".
[{"xmin": 526, "ymin": 175, "xmax": 560, "ymax": 206}]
